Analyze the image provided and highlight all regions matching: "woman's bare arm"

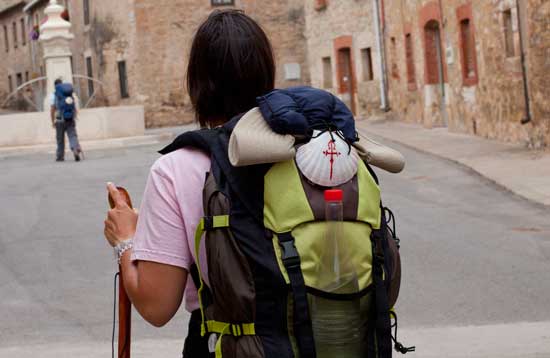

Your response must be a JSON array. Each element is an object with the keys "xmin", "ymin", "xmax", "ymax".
[
  {"xmin": 105, "ymin": 183, "xmax": 187, "ymax": 327},
  {"xmin": 119, "ymin": 252, "xmax": 187, "ymax": 327}
]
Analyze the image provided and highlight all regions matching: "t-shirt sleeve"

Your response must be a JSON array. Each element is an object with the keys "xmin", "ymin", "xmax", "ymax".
[{"xmin": 131, "ymin": 158, "xmax": 193, "ymax": 270}]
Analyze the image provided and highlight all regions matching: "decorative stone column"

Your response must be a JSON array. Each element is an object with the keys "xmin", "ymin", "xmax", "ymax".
[{"xmin": 40, "ymin": 0, "xmax": 74, "ymax": 111}]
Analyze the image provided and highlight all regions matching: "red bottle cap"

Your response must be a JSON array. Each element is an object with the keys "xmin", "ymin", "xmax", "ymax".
[{"xmin": 324, "ymin": 189, "xmax": 343, "ymax": 202}]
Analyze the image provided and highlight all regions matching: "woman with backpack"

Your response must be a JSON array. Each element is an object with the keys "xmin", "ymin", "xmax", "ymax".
[
  {"xmin": 104, "ymin": 9, "xmax": 276, "ymax": 357},
  {"xmin": 104, "ymin": 9, "xmax": 409, "ymax": 358}
]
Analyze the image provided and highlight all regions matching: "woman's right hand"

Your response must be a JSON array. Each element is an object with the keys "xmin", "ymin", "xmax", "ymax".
[{"xmin": 104, "ymin": 183, "xmax": 138, "ymax": 247}]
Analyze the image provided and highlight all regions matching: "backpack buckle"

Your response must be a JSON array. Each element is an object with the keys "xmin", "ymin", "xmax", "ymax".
[
  {"xmin": 203, "ymin": 216, "xmax": 214, "ymax": 231},
  {"xmin": 278, "ymin": 233, "xmax": 301, "ymax": 269},
  {"xmin": 374, "ymin": 253, "xmax": 385, "ymax": 265}
]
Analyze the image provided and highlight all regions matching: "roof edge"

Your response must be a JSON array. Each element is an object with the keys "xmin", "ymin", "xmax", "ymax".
[
  {"xmin": 0, "ymin": 1, "xmax": 26, "ymax": 15},
  {"xmin": 23, "ymin": 0, "xmax": 43, "ymax": 13}
]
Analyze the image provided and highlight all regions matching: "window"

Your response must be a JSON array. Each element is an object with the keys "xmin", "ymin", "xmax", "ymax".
[
  {"xmin": 12, "ymin": 22, "xmax": 17, "ymax": 49},
  {"xmin": 211, "ymin": 0, "xmax": 234, "ymax": 5},
  {"xmin": 390, "ymin": 37, "xmax": 399, "ymax": 80},
  {"xmin": 83, "ymin": 0, "xmax": 90, "ymax": 25},
  {"xmin": 424, "ymin": 20, "xmax": 443, "ymax": 84},
  {"xmin": 25, "ymin": 71, "xmax": 29, "ymax": 83},
  {"xmin": 405, "ymin": 33, "xmax": 416, "ymax": 89},
  {"xmin": 16, "ymin": 73, "xmax": 23, "ymax": 87},
  {"xmin": 61, "ymin": 1, "xmax": 70, "ymax": 21},
  {"xmin": 8, "ymin": 75, "xmax": 13, "ymax": 93},
  {"xmin": 322, "ymin": 57, "xmax": 333, "ymax": 88},
  {"xmin": 361, "ymin": 48, "xmax": 374, "ymax": 81},
  {"xmin": 21, "ymin": 19, "xmax": 26, "ymax": 46},
  {"xmin": 315, "ymin": 0, "xmax": 327, "ymax": 10},
  {"xmin": 86, "ymin": 56, "xmax": 94, "ymax": 96},
  {"xmin": 503, "ymin": 9, "xmax": 515, "ymax": 57},
  {"xmin": 118, "ymin": 61, "xmax": 129, "ymax": 98},
  {"xmin": 3, "ymin": 25, "xmax": 8, "ymax": 52},
  {"xmin": 459, "ymin": 19, "xmax": 478, "ymax": 84}
]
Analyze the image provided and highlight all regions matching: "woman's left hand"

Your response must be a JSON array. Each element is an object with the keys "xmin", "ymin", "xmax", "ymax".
[{"xmin": 104, "ymin": 183, "xmax": 138, "ymax": 247}]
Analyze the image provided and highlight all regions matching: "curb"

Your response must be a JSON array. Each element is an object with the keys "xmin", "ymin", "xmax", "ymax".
[
  {"xmin": 357, "ymin": 120, "xmax": 550, "ymax": 209},
  {"xmin": 0, "ymin": 132, "xmax": 176, "ymax": 159}
]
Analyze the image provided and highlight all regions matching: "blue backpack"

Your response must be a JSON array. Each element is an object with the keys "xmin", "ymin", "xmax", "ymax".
[{"xmin": 55, "ymin": 83, "xmax": 76, "ymax": 121}]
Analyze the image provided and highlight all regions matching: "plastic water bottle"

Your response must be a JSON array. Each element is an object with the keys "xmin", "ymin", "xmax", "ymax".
[{"xmin": 310, "ymin": 189, "xmax": 366, "ymax": 358}]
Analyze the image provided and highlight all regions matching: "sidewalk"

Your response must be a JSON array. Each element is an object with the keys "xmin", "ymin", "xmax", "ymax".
[
  {"xmin": 356, "ymin": 119, "xmax": 550, "ymax": 207},
  {"xmin": 0, "ymin": 124, "xmax": 196, "ymax": 158}
]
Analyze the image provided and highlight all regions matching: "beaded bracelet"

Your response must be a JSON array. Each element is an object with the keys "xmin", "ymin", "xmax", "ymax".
[{"xmin": 113, "ymin": 239, "xmax": 134, "ymax": 264}]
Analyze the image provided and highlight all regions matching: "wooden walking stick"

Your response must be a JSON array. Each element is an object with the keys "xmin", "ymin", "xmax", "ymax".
[{"xmin": 108, "ymin": 187, "xmax": 133, "ymax": 358}]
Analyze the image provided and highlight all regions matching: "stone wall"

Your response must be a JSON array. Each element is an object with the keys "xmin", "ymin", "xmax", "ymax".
[
  {"xmin": 131, "ymin": 0, "xmax": 310, "ymax": 127},
  {"xmin": 0, "ymin": 105, "xmax": 144, "ymax": 146},
  {"xmin": 524, "ymin": 0, "xmax": 550, "ymax": 148},
  {"xmin": 304, "ymin": 0, "xmax": 382, "ymax": 119},
  {"xmin": 383, "ymin": 0, "xmax": 549, "ymax": 147}
]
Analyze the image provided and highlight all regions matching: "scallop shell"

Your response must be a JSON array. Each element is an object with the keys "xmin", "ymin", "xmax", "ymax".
[{"xmin": 296, "ymin": 130, "xmax": 359, "ymax": 187}]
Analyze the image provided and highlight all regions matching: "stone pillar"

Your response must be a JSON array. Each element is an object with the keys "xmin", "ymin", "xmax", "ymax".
[{"xmin": 40, "ymin": 0, "xmax": 74, "ymax": 111}]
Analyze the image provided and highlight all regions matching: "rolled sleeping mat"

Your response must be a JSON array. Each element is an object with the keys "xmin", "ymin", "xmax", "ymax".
[
  {"xmin": 228, "ymin": 107, "xmax": 296, "ymax": 167},
  {"xmin": 354, "ymin": 133, "xmax": 406, "ymax": 174},
  {"xmin": 228, "ymin": 107, "xmax": 405, "ymax": 174}
]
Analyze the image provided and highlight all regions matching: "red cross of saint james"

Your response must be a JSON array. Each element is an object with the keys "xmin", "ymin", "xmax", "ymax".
[{"xmin": 323, "ymin": 140, "xmax": 341, "ymax": 180}]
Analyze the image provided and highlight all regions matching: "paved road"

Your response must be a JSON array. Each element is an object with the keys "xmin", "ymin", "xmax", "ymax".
[{"xmin": 1, "ymin": 138, "xmax": 549, "ymax": 357}]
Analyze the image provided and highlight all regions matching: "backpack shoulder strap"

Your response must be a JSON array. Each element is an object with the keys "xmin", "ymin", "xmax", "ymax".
[
  {"xmin": 159, "ymin": 128, "xmax": 218, "ymax": 156},
  {"xmin": 159, "ymin": 115, "xmax": 269, "ymax": 223}
]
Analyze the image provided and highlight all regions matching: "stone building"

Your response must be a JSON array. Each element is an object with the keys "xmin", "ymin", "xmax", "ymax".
[
  {"xmin": 304, "ymin": 0, "xmax": 383, "ymax": 119},
  {"xmin": 1, "ymin": 0, "xmax": 548, "ymax": 147},
  {"xmin": 0, "ymin": 0, "xmax": 70, "ymax": 110},
  {"xmin": 0, "ymin": 0, "xmax": 38, "ymax": 110},
  {"xmin": 0, "ymin": 0, "xmax": 310, "ymax": 127},
  {"xmin": 381, "ymin": 0, "xmax": 549, "ymax": 147}
]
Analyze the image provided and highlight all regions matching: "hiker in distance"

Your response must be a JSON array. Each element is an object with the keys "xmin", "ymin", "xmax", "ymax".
[
  {"xmin": 104, "ymin": 9, "xmax": 410, "ymax": 358},
  {"xmin": 50, "ymin": 78, "xmax": 83, "ymax": 162}
]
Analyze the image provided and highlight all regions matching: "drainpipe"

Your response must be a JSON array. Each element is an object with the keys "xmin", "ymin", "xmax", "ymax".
[
  {"xmin": 516, "ymin": 0, "xmax": 532, "ymax": 125},
  {"xmin": 437, "ymin": 0, "xmax": 448, "ymax": 126},
  {"xmin": 373, "ymin": 0, "xmax": 390, "ymax": 111}
]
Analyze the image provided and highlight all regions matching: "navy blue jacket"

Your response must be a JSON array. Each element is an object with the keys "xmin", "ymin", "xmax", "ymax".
[{"xmin": 256, "ymin": 86, "xmax": 358, "ymax": 143}]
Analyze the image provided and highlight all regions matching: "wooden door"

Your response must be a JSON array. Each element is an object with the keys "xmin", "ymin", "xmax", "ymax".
[{"xmin": 337, "ymin": 47, "xmax": 356, "ymax": 115}]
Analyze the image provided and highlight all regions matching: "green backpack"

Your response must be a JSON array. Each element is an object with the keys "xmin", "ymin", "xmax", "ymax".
[{"xmin": 160, "ymin": 122, "xmax": 413, "ymax": 358}]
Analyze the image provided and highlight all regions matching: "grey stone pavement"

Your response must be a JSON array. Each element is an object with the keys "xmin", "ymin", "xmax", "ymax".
[{"xmin": 1, "ymin": 125, "xmax": 550, "ymax": 357}]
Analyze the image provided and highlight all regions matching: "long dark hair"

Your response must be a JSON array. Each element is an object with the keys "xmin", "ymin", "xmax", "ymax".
[{"xmin": 187, "ymin": 10, "xmax": 276, "ymax": 128}]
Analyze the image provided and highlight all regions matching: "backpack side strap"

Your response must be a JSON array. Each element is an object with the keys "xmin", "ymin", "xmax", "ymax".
[
  {"xmin": 193, "ymin": 215, "xmax": 259, "ymax": 358},
  {"xmin": 194, "ymin": 215, "xmax": 230, "ymax": 336},
  {"xmin": 277, "ymin": 232, "xmax": 317, "ymax": 358},
  {"xmin": 368, "ymin": 223, "xmax": 393, "ymax": 358}
]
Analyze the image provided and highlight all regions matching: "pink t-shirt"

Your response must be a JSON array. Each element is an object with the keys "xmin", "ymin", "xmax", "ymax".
[{"xmin": 131, "ymin": 147, "xmax": 211, "ymax": 312}]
